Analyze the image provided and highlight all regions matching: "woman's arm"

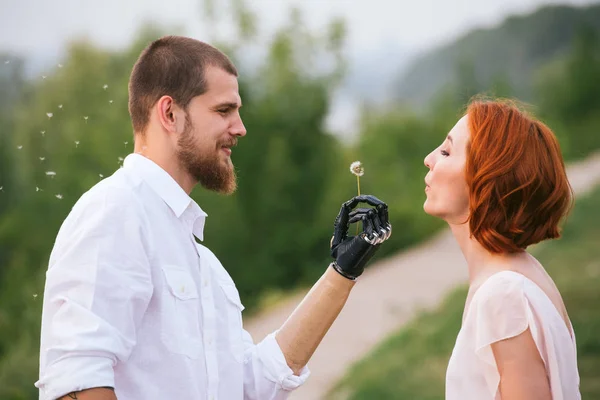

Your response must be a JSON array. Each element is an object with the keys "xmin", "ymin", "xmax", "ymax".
[{"xmin": 491, "ymin": 327, "xmax": 552, "ymax": 400}]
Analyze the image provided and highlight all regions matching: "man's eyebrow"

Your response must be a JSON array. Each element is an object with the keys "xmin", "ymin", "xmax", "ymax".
[{"xmin": 214, "ymin": 102, "xmax": 241, "ymax": 109}]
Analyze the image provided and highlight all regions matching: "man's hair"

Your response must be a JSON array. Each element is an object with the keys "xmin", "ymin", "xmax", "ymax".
[
  {"xmin": 465, "ymin": 98, "xmax": 573, "ymax": 253},
  {"xmin": 128, "ymin": 35, "xmax": 238, "ymax": 134}
]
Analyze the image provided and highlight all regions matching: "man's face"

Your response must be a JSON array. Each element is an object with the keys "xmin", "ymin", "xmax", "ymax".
[{"xmin": 177, "ymin": 66, "xmax": 246, "ymax": 194}]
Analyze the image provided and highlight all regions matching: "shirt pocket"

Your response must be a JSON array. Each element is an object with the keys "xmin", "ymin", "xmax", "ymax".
[
  {"xmin": 160, "ymin": 265, "xmax": 203, "ymax": 359},
  {"xmin": 218, "ymin": 281, "xmax": 246, "ymax": 363}
]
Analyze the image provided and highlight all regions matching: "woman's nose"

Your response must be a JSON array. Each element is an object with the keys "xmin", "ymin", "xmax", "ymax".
[{"xmin": 424, "ymin": 152, "xmax": 433, "ymax": 169}]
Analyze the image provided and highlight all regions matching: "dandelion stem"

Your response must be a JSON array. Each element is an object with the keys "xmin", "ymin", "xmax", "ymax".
[{"xmin": 356, "ymin": 175, "xmax": 361, "ymax": 234}]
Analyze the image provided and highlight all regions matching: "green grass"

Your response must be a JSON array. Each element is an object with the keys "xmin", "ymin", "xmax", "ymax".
[{"xmin": 329, "ymin": 186, "xmax": 600, "ymax": 400}]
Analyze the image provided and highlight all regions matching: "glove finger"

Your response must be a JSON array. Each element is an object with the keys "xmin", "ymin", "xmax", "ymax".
[
  {"xmin": 376, "ymin": 201, "xmax": 389, "ymax": 227},
  {"xmin": 344, "ymin": 194, "xmax": 386, "ymax": 210},
  {"xmin": 362, "ymin": 210, "xmax": 377, "ymax": 241},
  {"xmin": 370, "ymin": 210, "xmax": 387, "ymax": 241},
  {"xmin": 349, "ymin": 208, "xmax": 372, "ymax": 218},
  {"xmin": 332, "ymin": 204, "xmax": 350, "ymax": 248},
  {"xmin": 349, "ymin": 211, "xmax": 369, "ymax": 225}
]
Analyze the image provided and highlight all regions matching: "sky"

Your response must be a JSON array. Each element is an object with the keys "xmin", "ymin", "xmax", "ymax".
[
  {"xmin": 0, "ymin": 0, "xmax": 595, "ymax": 58},
  {"xmin": 0, "ymin": 0, "xmax": 596, "ymax": 136}
]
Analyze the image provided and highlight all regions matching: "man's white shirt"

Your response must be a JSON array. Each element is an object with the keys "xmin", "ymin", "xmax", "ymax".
[{"xmin": 36, "ymin": 153, "xmax": 309, "ymax": 400}]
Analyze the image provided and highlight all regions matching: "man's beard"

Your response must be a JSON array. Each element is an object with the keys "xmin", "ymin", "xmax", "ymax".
[{"xmin": 176, "ymin": 117, "xmax": 237, "ymax": 195}]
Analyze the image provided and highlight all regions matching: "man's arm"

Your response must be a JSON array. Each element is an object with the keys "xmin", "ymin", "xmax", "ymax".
[
  {"xmin": 58, "ymin": 388, "xmax": 117, "ymax": 400},
  {"xmin": 276, "ymin": 195, "xmax": 391, "ymax": 374},
  {"xmin": 275, "ymin": 265, "xmax": 354, "ymax": 374},
  {"xmin": 37, "ymin": 188, "xmax": 153, "ymax": 399}
]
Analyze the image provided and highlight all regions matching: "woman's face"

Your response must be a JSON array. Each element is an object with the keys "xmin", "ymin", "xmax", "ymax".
[{"xmin": 423, "ymin": 115, "xmax": 470, "ymax": 224}]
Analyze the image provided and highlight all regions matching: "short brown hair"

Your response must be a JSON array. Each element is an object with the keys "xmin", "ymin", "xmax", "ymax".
[
  {"xmin": 128, "ymin": 35, "xmax": 238, "ymax": 134},
  {"xmin": 465, "ymin": 99, "xmax": 573, "ymax": 253}
]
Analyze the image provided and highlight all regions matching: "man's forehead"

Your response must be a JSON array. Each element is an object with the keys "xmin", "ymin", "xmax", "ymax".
[{"xmin": 202, "ymin": 67, "xmax": 241, "ymax": 103}]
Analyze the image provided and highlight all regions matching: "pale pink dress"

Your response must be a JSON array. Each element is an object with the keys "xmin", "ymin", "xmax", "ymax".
[{"xmin": 445, "ymin": 271, "xmax": 581, "ymax": 399}]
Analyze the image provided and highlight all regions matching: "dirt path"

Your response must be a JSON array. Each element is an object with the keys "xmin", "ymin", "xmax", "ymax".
[{"xmin": 244, "ymin": 151, "xmax": 600, "ymax": 400}]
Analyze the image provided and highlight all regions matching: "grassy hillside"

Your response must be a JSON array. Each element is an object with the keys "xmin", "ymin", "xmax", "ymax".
[{"xmin": 395, "ymin": 4, "xmax": 600, "ymax": 106}]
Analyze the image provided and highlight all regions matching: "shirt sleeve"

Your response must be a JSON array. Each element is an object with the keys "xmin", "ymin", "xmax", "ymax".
[
  {"xmin": 35, "ymin": 186, "xmax": 154, "ymax": 400},
  {"xmin": 241, "ymin": 329, "xmax": 310, "ymax": 400},
  {"xmin": 472, "ymin": 272, "xmax": 535, "ymax": 397}
]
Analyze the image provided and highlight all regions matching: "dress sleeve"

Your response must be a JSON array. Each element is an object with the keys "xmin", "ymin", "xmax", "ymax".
[{"xmin": 472, "ymin": 273, "xmax": 535, "ymax": 397}]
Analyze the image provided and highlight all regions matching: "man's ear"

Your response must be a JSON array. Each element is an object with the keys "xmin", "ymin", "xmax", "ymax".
[{"xmin": 156, "ymin": 95, "xmax": 183, "ymax": 134}]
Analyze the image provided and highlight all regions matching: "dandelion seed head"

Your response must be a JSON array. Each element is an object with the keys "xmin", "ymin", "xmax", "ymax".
[
  {"xmin": 46, "ymin": 113, "xmax": 53, "ymax": 119},
  {"xmin": 350, "ymin": 161, "xmax": 364, "ymax": 177}
]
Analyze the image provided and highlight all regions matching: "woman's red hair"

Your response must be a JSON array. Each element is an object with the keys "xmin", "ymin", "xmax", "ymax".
[{"xmin": 465, "ymin": 99, "xmax": 573, "ymax": 253}]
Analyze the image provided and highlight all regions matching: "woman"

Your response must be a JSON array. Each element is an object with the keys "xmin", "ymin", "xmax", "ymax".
[{"xmin": 423, "ymin": 99, "xmax": 581, "ymax": 399}]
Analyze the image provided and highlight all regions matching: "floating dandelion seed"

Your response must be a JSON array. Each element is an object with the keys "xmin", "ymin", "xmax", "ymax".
[
  {"xmin": 75, "ymin": 141, "xmax": 80, "ymax": 148},
  {"xmin": 99, "ymin": 174, "xmax": 104, "ymax": 178},
  {"xmin": 45, "ymin": 171, "xmax": 56, "ymax": 178},
  {"xmin": 55, "ymin": 194, "xmax": 63, "ymax": 200},
  {"xmin": 109, "ymin": 100, "xmax": 113, "ymax": 104},
  {"xmin": 350, "ymin": 161, "xmax": 365, "ymax": 234},
  {"xmin": 124, "ymin": 141, "xmax": 128, "ymax": 147},
  {"xmin": 0, "ymin": 186, "xmax": 3, "ymax": 191},
  {"xmin": 46, "ymin": 112, "xmax": 53, "ymax": 119},
  {"xmin": 17, "ymin": 145, "xmax": 22, "ymax": 150},
  {"xmin": 4, "ymin": 60, "xmax": 9, "ymax": 64},
  {"xmin": 83, "ymin": 116, "xmax": 89, "ymax": 123},
  {"xmin": 58, "ymin": 63, "xmax": 63, "ymax": 68},
  {"xmin": 41, "ymin": 130, "xmax": 46, "ymax": 136},
  {"xmin": 36, "ymin": 187, "xmax": 43, "ymax": 192},
  {"xmin": 42, "ymin": 75, "xmax": 47, "ymax": 79},
  {"xmin": 103, "ymin": 84, "xmax": 108, "ymax": 90},
  {"xmin": 58, "ymin": 104, "xmax": 63, "ymax": 109},
  {"xmin": 33, "ymin": 294, "xmax": 38, "ymax": 299},
  {"xmin": 39, "ymin": 157, "xmax": 45, "ymax": 161}
]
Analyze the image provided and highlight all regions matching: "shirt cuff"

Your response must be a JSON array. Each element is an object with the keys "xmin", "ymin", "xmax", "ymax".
[
  {"xmin": 36, "ymin": 355, "xmax": 115, "ymax": 400},
  {"xmin": 256, "ymin": 332, "xmax": 311, "ymax": 391}
]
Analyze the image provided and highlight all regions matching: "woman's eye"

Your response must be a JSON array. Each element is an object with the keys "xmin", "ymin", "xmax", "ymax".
[{"xmin": 441, "ymin": 150, "xmax": 449, "ymax": 156}]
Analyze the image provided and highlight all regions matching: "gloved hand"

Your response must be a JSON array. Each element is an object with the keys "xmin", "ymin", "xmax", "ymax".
[{"xmin": 330, "ymin": 195, "xmax": 392, "ymax": 280}]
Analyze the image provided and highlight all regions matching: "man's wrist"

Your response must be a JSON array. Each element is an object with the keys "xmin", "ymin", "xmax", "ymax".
[{"xmin": 330, "ymin": 261, "xmax": 358, "ymax": 281}]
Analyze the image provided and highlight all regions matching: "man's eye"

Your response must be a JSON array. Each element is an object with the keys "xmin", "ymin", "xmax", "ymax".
[
  {"xmin": 441, "ymin": 150, "xmax": 449, "ymax": 156},
  {"xmin": 218, "ymin": 109, "xmax": 228, "ymax": 114}
]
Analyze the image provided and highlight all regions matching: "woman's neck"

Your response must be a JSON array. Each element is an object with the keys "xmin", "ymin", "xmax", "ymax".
[{"xmin": 448, "ymin": 222, "xmax": 526, "ymax": 285}]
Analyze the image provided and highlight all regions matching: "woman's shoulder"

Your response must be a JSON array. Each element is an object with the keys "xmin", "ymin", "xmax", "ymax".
[{"xmin": 473, "ymin": 270, "xmax": 527, "ymax": 306}]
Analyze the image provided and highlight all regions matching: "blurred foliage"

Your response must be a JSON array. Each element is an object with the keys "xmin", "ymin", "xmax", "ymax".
[
  {"xmin": 1, "ymin": 2, "xmax": 600, "ymax": 398},
  {"xmin": 329, "ymin": 185, "xmax": 600, "ymax": 400},
  {"xmin": 395, "ymin": 4, "xmax": 600, "ymax": 107}
]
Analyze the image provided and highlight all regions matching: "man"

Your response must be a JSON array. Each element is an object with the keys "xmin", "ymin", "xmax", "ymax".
[{"xmin": 36, "ymin": 36, "xmax": 391, "ymax": 400}]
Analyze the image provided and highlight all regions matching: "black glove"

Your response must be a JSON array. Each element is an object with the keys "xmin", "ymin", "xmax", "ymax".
[{"xmin": 330, "ymin": 195, "xmax": 392, "ymax": 280}]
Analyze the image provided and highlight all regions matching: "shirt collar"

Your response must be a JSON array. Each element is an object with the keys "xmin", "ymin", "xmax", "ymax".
[{"xmin": 123, "ymin": 153, "xmax": 208, "ymax": 241}]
